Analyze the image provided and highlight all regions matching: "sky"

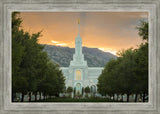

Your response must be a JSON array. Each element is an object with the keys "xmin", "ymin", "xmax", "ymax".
[{"xmin": 20, "ymin": 12, "xmax": 148, "ymax": 55}]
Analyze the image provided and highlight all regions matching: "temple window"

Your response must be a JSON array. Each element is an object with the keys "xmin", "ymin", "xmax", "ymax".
[{"xmin": 75, "ymin": 70, "xmax": 81, "ymax": 80}]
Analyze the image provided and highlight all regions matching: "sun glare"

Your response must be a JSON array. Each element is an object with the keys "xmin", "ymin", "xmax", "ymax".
[
  {"xmin": 51, "ymin": 40, "xmax": 68, "ymax": 47},
  {"xmin": 51, "ymin": 40, "xmax": 59, "ymax": 44},
  {"xmin": 56, "ymin": 43, "xmax": 67, "ymax": 46},
  {"xmin": 98, "ymin": 48, "xmax": 117, "ymax": 56}
]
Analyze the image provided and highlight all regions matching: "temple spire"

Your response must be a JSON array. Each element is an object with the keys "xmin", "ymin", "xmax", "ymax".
[
  {"xmin": 69, "ymin": 19, "xmax": 87, "ymax": 66},
  {"xmin": 78, "ymin": 19, "xmax": 80, "ymax": 35}
]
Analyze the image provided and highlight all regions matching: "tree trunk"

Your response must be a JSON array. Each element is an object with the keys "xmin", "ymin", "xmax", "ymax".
[
  {"xmin": 29, "ymin": 92, "xmax": 31, "ymax": 102},
  {"xmin": 42, "ymin": 93, "xmax": 44, "ymax": 99},
  {"xmin": 143, "ymin": 92, "xmax": 145, "ymax": 102},
  {"xmin": 127, "ymin": 94, "xmax": 130, "ymax": 102},
  {"xmin": 39, "ymin": 92, "xmax": 41, "ymax": 101},
  {"xmin": 134, "ymin": 93, "xmax": 137, "ymax": 102},
  {"xmin": 55, "ymin": 93, "xmax": 59, "ymax": 97},
  {"xmin": 116, "ymin": 94, "xmax": 119, "ymax": 101},
  {"xmin": 121, "ymin": 95, "xmax": 123, "ymax": 102},
  {"xmin": 21, "ymin": 93, "xmax": 24, "ymax": 102},
  {"xmin": 43, "ymin": 93, "xmax": 45, "ymax": 100},
  {"xmin": 113, "ymin": 94, "xmax": 115, "ymax": 101},
  {"xmin": 35, "ymin": 92, "xmax": 37, "ymax": 101},
  {"xmin": 140, "ymin": 94, "xmax": 142, "ymax": 101}
]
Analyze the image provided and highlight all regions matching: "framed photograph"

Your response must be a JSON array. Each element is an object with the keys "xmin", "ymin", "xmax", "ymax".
[{"xmin": 0, "ymin": 0, "xmax": 160, "ymax": 114}]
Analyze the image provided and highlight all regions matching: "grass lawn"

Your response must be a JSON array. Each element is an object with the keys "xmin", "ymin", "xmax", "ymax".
[{"xmin": 36, "ymin": 97, "xmax": 116, "ymax": 102}]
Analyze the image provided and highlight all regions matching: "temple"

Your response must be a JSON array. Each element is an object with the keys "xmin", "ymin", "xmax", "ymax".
[{"xmin": 60, "ymin": 20, "xmax": 103, "ymax": 97}]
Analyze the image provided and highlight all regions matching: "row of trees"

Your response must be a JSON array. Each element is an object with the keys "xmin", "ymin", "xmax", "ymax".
[
  {"xmin": 12, "ymin": 12, "xmax": 65, "ymax": 102},
  {"xmin": 97, "ymin": 20, "xmax": 148, "ymax": 102},
  {"xmin": 66, "ymin": 86, "xmax": 91, "ymax": 97}
]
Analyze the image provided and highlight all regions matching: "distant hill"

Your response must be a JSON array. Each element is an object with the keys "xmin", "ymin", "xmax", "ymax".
[{"xmin": 43, "ymin": 45, "xmax": 117, "ymax": 67}]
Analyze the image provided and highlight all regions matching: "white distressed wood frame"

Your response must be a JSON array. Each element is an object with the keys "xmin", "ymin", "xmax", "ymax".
[{"xmin": 0, "ymin": 0, "xmax": 160, "ymax": 114}]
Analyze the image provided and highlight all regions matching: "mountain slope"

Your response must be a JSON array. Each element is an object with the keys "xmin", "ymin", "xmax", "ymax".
[{"xmin": 43, "ymin": 45, "xmax": 117, "ymax": 67}]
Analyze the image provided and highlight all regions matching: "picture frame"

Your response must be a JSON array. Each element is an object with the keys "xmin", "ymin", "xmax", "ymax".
[{"xmin": 0, "ymin": 0, "xmax": 160, "ymax": 114}]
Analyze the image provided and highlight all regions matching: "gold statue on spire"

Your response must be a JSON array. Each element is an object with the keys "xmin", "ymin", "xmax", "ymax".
[{"xmin": 78, "ymin": 19, "xmax": 80, "ymax": 24}]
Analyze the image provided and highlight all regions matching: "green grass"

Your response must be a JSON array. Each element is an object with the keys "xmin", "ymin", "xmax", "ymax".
[{"xmin": 36, "ymin": 97, "xmax": 115, "ymax": 102}]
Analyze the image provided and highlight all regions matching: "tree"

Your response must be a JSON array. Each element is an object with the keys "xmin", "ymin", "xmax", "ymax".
[
  {"xmin": 134, "ymin": 43, "xmax": 148, "ymax": 102},
  {"xmin": 12, "ymin": 12, "xmax": 27, "ymax": 102},
  {"xmin": 19, "ymin": 31, "xmax": 45, "ymax": 102},
  {"xmin": 117, "ymin": 49, "xmax": 137, "ymax": 102},
  {"xmin": 84, "ymin": 86, "xmax": 90, "ymax": 95},
  {"xmin": 37, "ymin": 61, "xmax": 65, "ymax": 100},
  {"xmin": 12, "ymin": 12, "xmax": 65, "ymax": 102},
  {"xmin": 12, "ymin": 12, "xmax": 44, "ymax": 101},
  {"xmin": 67, "ymin": 87, "xmax": 73, "ymax": 93},
  {"xmin": 97, "ymin": 20, "xmax": 148, "ymax": 102},
  {"xmin": 136, "ymin": 20, "xmax": 148, "ymax": 40},
  {"xmin": 34, "ymin": 51, "xmax": 49, "ymax": 101},
  {"xmin": 67, "ymin": 87, "xmax": 73, "ymax": 97},
  {"xmin": 136, "ymin": 20, "xmax": 148, "ymax": 102},
  {"xmin": 54, "ymin": 64, "xmax": 65, "ymax": 97},
  {"xmin": 98, "ymin": 49, "xmax": 139, "ymax": 102}
]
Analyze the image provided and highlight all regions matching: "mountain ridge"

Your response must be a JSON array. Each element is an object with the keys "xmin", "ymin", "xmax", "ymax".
[{"xmin": 43, "ymin": 44, "xmax": 117, "ymax": 67}]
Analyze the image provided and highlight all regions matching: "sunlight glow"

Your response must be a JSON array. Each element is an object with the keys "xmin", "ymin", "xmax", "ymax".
[
  {"xmin": 98, "ymin": 48, "xmax": 117, "ymax": 56},
  {"xmin": 56, "ymin": 43, "xmax": 67, "ymax": 46},
  {"xmin": 51, "ymin": 40, "xmax": 59, "ymax": 44},
  {"xmin": 106, "ymin": 50, "xmax": 117, "ymax": 56},
  {"xmin": 51, "ymin": 40, "xmax": 68, "ymax": 47},
  {"xmin": 98, "ymin": 48, "xmax": 105, "ymax": 51}
]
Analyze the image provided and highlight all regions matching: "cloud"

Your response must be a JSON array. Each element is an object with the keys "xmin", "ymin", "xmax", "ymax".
[{"xmin": 20, "ymin": 12, "xmax": 148, "ymax": 52}]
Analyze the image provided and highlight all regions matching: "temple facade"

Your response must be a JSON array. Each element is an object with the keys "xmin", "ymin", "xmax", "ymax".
[{"xmin": 60, "ymin": 20, "xmax": 103, "ymax": 96}]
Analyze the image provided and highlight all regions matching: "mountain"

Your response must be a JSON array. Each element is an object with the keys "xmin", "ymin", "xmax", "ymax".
[{"xmin": 43, "ymin": 45, "xmax": 117, "ymax": 67}]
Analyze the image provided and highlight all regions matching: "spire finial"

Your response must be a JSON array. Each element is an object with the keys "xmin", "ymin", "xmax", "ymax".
[{"xmin": 78, "ymin": 19, "xmax": 80, "ymax": 35}]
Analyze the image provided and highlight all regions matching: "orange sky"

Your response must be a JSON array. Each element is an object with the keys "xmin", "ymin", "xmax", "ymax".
[{"xmin": 20, "ymin": 12, "xmax": 148, "ymax": 55}]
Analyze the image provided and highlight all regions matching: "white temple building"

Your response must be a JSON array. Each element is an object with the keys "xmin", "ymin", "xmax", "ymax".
[{"xmin": 60, "ymin": 20, "xmax": 103, "ymax": 96}]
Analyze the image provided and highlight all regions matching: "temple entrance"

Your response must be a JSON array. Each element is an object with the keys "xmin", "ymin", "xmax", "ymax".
[{"xmin": 75, "ymin": 83, "xmax": 82, "ymax": 95}]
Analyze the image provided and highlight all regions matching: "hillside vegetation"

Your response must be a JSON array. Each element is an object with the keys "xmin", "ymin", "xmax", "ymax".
[{"xmin": 43, "ymin": 45, "xmax": 117, "ymax": 67}]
